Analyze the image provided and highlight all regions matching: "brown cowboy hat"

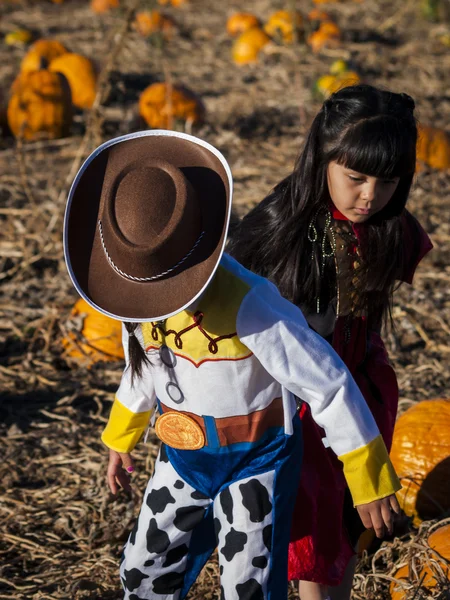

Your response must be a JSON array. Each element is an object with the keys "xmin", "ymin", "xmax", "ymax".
[{"xmin": 63, "ymin": 131, "xmax": 232, "ymax": 322}]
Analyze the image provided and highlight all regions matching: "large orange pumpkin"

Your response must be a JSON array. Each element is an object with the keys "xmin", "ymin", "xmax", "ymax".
[
  {"xmin": 390, "ymin": 400, "xmax": 450, "ymax": 526},
  {"xmin": 139, "ymin": 82, "xmax": 205, "ymax": 129},
  {"xmin": 7, "ymin": 69, "xmax": 72, "ymax": 141},
  {"xmin": 390, "ymin": 523, "xmax": 450, "ymax": 600},
  {"xmin": 231, "ymin": 27, "xmax": 271, "ymax": 65},
  {"xmin": 49, "ymin": 53, "xmax": 97, "ymax": 110},
  {"xmin": 416, "ymin": 124, "xmax": 450, "ymax": 171},
  {"xmin": 21, "ymin": 39, "xmax": 68, "ymax": 74},
  {"xmin": 62, "ymin": 299, "xmax": 125, "ymax": 365}
]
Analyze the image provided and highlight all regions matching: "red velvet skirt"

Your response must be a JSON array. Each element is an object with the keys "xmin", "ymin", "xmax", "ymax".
[{"xmin": 288, "ymin": 330, "xmax": 399, "ymax": 585}]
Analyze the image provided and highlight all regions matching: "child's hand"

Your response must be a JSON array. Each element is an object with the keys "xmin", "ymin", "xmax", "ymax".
[
  {"xmin": 107, "ymin": 449, "xmax": 135, "ymax": 495},
  {"xmin": 356, "ymin": 495, "xmax": 401, "ymax": 538}
]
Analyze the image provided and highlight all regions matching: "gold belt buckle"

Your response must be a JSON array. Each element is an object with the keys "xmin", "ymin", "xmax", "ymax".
[{"xmin": 155, "ymin": 412, "xmax": 205, "ymax": 450}]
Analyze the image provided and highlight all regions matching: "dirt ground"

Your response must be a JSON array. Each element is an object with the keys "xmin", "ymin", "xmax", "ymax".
[{"xmin": 0, "ymin": 0, "xmax": 449, "ymax": 598}]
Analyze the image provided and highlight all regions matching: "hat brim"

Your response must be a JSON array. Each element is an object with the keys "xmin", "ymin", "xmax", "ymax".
[{"xmin": 64, "ymin": 130, "xmax": 232, "ymax": 322}]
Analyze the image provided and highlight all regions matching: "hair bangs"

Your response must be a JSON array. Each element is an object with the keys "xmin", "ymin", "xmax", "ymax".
[{"xmin": 332, "ymin": 116, "xmax": 416, "ymax": 179}]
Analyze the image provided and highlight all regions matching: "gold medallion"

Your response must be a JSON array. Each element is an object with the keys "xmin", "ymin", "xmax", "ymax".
[{"xmin": 155, "ymin": 412, "xmax": 205, "ymax": 450}]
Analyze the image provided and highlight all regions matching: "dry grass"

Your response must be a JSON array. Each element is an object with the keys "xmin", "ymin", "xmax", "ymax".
[{"xmin": 0, "ymin": 0, "xmax": 449, "ymax": 598}]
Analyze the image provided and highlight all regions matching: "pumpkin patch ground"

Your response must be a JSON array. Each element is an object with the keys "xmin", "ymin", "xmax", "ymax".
[{"xmin": 0, "ymin": 0, "xmax": 449, "ymax": 599}]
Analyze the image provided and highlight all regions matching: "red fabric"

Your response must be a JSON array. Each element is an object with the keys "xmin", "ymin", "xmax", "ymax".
[
  {"xmin": 288, "ymin": 325, "xmax": 398, "ymax": 585},
  {"xmin": 287, "ymin": 207, "xmax": 432, "ymax": 585}
]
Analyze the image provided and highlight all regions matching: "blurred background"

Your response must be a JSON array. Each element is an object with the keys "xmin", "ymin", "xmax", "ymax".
[{"xmin": 0, "ymin": 0, "xmax": 449, "ymax": 598}]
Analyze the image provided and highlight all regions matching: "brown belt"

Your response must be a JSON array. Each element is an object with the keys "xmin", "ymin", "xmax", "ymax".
[{"xmin": 157, "ymin": 397, "xmax": 284, "ymax": 449}]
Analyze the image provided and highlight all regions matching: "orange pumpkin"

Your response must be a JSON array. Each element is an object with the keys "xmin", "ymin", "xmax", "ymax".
[
  {"xmin": 390, "ymin": 400, "xmax": 450, "ymax": 526},
  {"xmin": 7, "ymin": 69, "xmax": 72, "ymax": 141},
  {"xmin": 62, "ymin": 298, "xmax": 125, "ymax": 365},
  {"xmin": 90, "ymin": 0, "xmax": 119, "ymax": 14},
  {"xmin": 49, "ymin": 53, "xmax": 97, "ymax": 110},
  {"xmin": 416, "ymin": 124, "xmax": 450, "ymax": 171},
  {"xmin": 264, "ymin": 10, "xmax": 304, "ymax": 43},
  {"xmin": 231, "ymin": 27, "xmax": 271, "ymax": 65},
  {"xmin": 226, "ymin": 13, "xmax": 260, "ymax": 37},
  {"xmin": 307, "ymin": 21, "xmax": 341, "ymax": 53},
  {"xmin": 390, "ymin": 523, "xmax": 450, "ymax": 600},
  {"xmin": 134, "ymin": 11, "xmax": 176, "ymax": 39},
  {"xmin": 315, "ymin": 71, "xmax": 360, "ymax": 98},
  {"xmin": 21, "ymin": 39, "xmax": 68, "ymax": 74},
  {"xmin": 139, "ymin": 82, "xmax": 205, "ymax": 129},
  {"xmin": 308, "ymin": 9, "xmax": 331, "ymax": 21},
  {"xmin": 157, "ymin": 0, "xmax": 186, "ymax": 6}
]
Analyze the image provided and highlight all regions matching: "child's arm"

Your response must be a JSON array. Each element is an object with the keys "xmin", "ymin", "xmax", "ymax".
[
  {"xmin": 101, "ymin": 325, "xmax": 156, "ymax": 484},
  {"xmin": 237, "ymin": 282, "xmax": 401, "ymax": 509}
]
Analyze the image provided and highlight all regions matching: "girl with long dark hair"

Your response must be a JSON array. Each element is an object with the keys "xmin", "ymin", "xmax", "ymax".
[{"xmin": 227, "ymin": 84, "xmax": 433, "ymax": 600}]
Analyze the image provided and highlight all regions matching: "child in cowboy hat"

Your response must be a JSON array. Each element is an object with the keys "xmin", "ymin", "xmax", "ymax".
[{"xmin": 63, "ymin": 130, "xmax": 401, "ymax": 600}]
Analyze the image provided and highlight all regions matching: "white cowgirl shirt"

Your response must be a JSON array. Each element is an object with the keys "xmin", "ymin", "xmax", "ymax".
[{"xmin": 102, "ymin": 253, "xmax": 401, "ymax": 506}]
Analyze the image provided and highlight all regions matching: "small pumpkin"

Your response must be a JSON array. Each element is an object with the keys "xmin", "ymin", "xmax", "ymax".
[
  {"xmin": 157, "ymin": 0, "xmax": 186, "ymax": 6},
  {"xmin": 315, "ymin": 70, "xmax": 360, "ymax": 98},
  {"xmin": 307, "ymin": 20, "xmax": 341, "ymax": 53},
  {"xmin": 4, "ymin": 28, "xmax": 34, "ymax": 46},
  {"xmin": 139, "ymin": 82, "xmax": 205, "ymax": 129},
  {"xmin": 231, "ymin": 27, "xmax": 271, "ymax": 65},
  {"xmin": 226, "ymin": 13, "xmax": 260, "ymax": 37},
  {"xmin": 416, "ymin": 124, "xmax": 450, "ymax": 171},
  {"xmin": 49, "ymin": 53, "xmax": 97, "ymax": 110},
  {"xmin": 308, "ymin": 9, "xmax": 331, "ymax": 21},
  {"xmin": 134, "ymin": 10, "xmax": 176, "ymax": 39},
  {"xmin": 90, "ymin": 0, "xmax": 119, "ymax": 14},
  {"xmin": 390, "ymin": 400, "xmax": 450, "ymax": 526},
  {"xmin": 264, "ymin": 10, "xmax": 304, "ymax": 44},
  {"xmin": 62, "ymin": 298, "xmax": 125, "ymax": 365},
  {"xmin": 7, "ymin": 69, "xmax": 72, "ymax": 141},
  {"xmin": 390, "ymin": 523, "xmax": 450, "ymax": 600},
  {"xmin": 21, "ymin": 39, "xmax": 68, "ymax": 74}
]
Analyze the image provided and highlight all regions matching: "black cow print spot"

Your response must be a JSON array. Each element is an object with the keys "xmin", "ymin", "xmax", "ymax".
[
  {"xmin": 191, "ymin": 490, "xmax": 209, "ymax": 500},
  {"xmin": 219, "ymin": 487, "xmax": 234, "ymax": 525},
  {"xmin": 220, "ymin": 585, "xmax": 225, "ymax": 600},
  {"xmin": 236, "ymin": 578, "xmax": 264, "ymax": 600},
  {"xmin": 163, "ymin": 544, "xmax": 189, "ymax": 568},
  {"xmin": 214, "ymin": 518, "xmax": 222, "ymax": 538},
  {"xmin": 252, "ymin": 556, "xmax": 268, "ymax": 569},
  {"xmin": 123, "ymin": 568, "xmax": 149, "ymax": 592},
  {"xmin": 129, "ymin": 518, "xmax": 139, "ymax": 545},
  {"xmin": 120, "ymin": 551, "xmax": 126, "ymax": 565},
  {"xmin": 174, "ymin": 480, "xmax": 185, "ymax": 489},
  {"xmin": 174, "ymin": 505, "xmax": 206, "ymax": 532},
  {"xmin": 130, "ymin": 595, "xmax": 147, "ymax": 600},
  {"xmin": 152, "ymin": 571, "xmax": 184, "ymax": 594},
  {"xmin": 159, "ymin": 444, "xmax": 169, "ymax": 463},
  {"xmin": 144, "ymin": 559, "xmax": 154, "ymax": 567},
  {"xmin": 146, "ymin": 518, "xmax": 170, "ymax": 554},
  {"xmin": 262, "ymin": 525, "xmax": 272, "ymax": 553},
  {"xmin": 220, "ymin": 565, "xmax": 224, "ymax": 575},
  {"xmin": 146, "ymin": 486, "xmax": 176, "ymax": 515},
  {"xmin": 239, "ymin": 479, "xmax": 272, "ymax": 523},
  {"xmin": 220, "ymin": 528, "xmax": 248, "ymax": 562}
]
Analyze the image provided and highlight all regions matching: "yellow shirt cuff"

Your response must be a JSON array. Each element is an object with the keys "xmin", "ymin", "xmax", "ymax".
[
  {"xmin": 339, "ymin": 435, "xmax": 402, "ymax": 506},
  {"xmin": 101, "ymin": 397, "xmax": 152, "ymax": 453}
]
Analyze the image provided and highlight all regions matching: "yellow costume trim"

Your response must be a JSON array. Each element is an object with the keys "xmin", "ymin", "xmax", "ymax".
[
  {"xmin": 155, "ymin": 413, "xmax": 205, "ymax": 450},
  {"xmin": 142, "ymin": 266, "xmax": 252, "ymax": 366},
  {"xmin": 339, "ymin": 435, "xmax": 401, "ymax": 506},
  {"xmin": 101, "ymin": 397, "xmax": 152, "ymax": 453}
]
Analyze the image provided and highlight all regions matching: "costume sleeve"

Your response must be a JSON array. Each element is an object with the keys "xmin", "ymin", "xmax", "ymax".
[
  {"xmin": 101, "ymin": 324, "xmax": 156, "ymax": 453},
  {"xmin": 399, "ymin": 210, "xmax": 433, "ymax": 284},
  {"xmin": 237, "ymin": 282, "xmax": 401, "ymax": 506}
]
